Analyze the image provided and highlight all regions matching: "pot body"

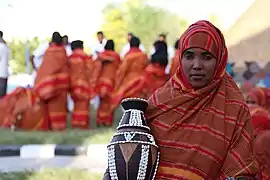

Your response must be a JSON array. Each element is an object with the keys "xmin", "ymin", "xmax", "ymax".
[{"xmin": 107, "ymin": 98, "xmax": 159, "ymax": 180}]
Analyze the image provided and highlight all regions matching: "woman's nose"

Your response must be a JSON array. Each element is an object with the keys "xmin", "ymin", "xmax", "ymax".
[{"xmin": 192, "ymin": 58, "xmax": 202, "ymax": 70}]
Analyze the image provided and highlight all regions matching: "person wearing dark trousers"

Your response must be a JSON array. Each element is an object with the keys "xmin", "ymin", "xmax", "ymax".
[{"xmin": 0, "ymin": 31, "xmax": 10, "ymax": 99}]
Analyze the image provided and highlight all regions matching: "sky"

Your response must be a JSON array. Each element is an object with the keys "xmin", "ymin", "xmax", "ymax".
[{"xmin": 1, "ymin": 0, "xmax": 255, "ymax": 45}]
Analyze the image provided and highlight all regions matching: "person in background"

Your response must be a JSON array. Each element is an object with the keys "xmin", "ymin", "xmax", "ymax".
[
  {"xmin": 91, "ymin": 31, "xmax": 107, "ymax": 60},
  {"xmin": 30, "ymin": 34, "xmax": 71, "ymax": 86},
  {"xmin": 0, "ymin": 32, "xmax": 69, "ymax": 131},
  {"xmin": 240, "ymin": 81, "xmax": 255, "ymax": 97},
  {"xmin": 0, "ymin": 31, "xmax": 10, "ymax": 99},
  {"xmin": 89, "ymin": 31, "xmax": 107, "ymax": 111},
  {"xmin": 247, "ymin": 96, "xmax": 270, "ymax": 136},
  {"xmin": 247, "ymin": 87, "xmax": 270, "ymax": 112},
  {"xmin": 247, "ymin": 94, "xmax": 270, "ymax": 179},
  {"xmin": 62, "ymin": 35, "xmax": 75, "ymax": 114},
  {"xmin": 226, "ymin": 62, "xmax": 235, "ymax": 78},
  {"xmin": 32, "ymin": 31, "xmax": 69, "ymax": 131},
  {"xmin": 150, "ymin": 33, "xmax": 175, "ymax": 75},
  {"xmin": 169, "ymin": 38, "xmax": 180, "ymax": 77},
  {"xmin": 253, "ymin": 128, "xmax": 270, "ymax": 179},
  {"xmin": 95, "ymin": 40, "xmax": 121, "ymax": 127},
  {"xmin": 120, "ymin": 32, "xmax": 145, "ymax": 59},
  {"xmin": 143, "ymin": 40, "xmax": 169, "ymax": 98},
  {"xmin": 62, "ymin": 35, "xmax": 72, "ymax": 56},
  {"xmin": 30, "ymin": 40, "xmax": 49, "ymax": 86},
  {"xmin": 69, "ymin": 40, "xmax": 92, "ymax": 129},
  {"xmin": 111, "ymin": 36, "xmax": 148, "ymax": 110},
  {"xmin": 150, "ymin": 34, "xmax": 175, "ymax": 60}
]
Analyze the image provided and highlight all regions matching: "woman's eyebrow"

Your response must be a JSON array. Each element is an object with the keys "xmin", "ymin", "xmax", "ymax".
[
  {"xmin": 201, "ymin": 51, "xmax": 212, "ymax": 56},
  {"xmin": 183, "ymin": 50, "xmax": 194, "ymax": 55}
]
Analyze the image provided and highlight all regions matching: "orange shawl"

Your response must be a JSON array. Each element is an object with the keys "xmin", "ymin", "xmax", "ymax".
[
  {"xmin": 124, "ymin": 47, "xmax": 142, "ymax": 57},
  {"xmin": 69, "ymin": 49, "xmax": 91, "ymax": 100},
  {"xmin": 254, "ymin": 130, "xmax": 270, "ymax": 179},
  {"xmin": 144, "ymin": 63, "xmax": 168, "ymax": 98},
  {"xmin": 146, "ymin": 20, "xmax": 258, "ymax": 179},
  {"xmin": 34, "ymin": 43, "xmax": 69, "ymax": 100},
  {"xmin": 249, "ymin": 105, "xmax": 270, "ymax": 179},
  {"xmin": 247, "ymin": 87, "xmax": 270, "ymax": 112},
  {"xmin": 111, "ymin": 48, "xmax": 148, "ymax": 106},
  {"xmin": 0, "ymin": 43, "xmax": 69, "ymax": 128},
  {"xmin": 95, "ymin": 50, "xmax": 121, "ymax": 97},
  {"xmin": 249, "ymin": 104, "xmax": 270, "ymax": 137},
  {"xmin": 169, "ymin": 50, "xmax": 180, "ymax": 77},
  {"xmin": 0, "ymin": 87, "xmax": 37, "ymax": 128}
]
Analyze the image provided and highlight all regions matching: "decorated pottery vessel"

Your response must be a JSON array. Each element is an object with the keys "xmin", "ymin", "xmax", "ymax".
[{"xmin": 107, "ymin": 98, "xmax": 159, "ymax": 180}]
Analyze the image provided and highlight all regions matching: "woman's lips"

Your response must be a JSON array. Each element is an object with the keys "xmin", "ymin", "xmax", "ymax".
[{"xmin": 190, "ymin": 74, "xmax": 205, "ymax": 80}]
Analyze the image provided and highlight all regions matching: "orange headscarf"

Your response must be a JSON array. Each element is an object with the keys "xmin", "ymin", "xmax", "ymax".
[
  {"xmin": 147, "ymin": 20, "xmax": 232, "ymax": 124},
  {"xmin": 146, "ymin": 20, "xmax": 257, "ymax": 179},
  {"xmin": 174, "ymin": 20, "xmax": 228, "ymax": 91},
  {"xmin": 248, "ymin": 89, "xmax": 270, "ymax": 179},
  {"xmin": 247, "ymin": 87, "xmax": 270, "ymax": 111},
  {"xmin": 249, "ymin": 104, "xmax": 270, "ymax": 136}
]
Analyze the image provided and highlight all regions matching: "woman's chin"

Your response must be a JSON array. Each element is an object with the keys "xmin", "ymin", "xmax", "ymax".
[{"xmin": 189, "ymin": 81, "xmax": 207, "ymax": 90}]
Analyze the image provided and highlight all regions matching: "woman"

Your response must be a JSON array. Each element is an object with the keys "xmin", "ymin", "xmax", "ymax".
[
  {"xmin": 33, "ymin": 32, "xmax": 69, "ymax": 131},
  {"xmin": 247, "ymin": 90, "xmax": 270, "ymax": 179},
  {"xmin": 111, "ymin": 36, "xmax": 148, "ymax": 109},
  {"xmin": 69, "ymin": 40, "xmax": 92, "ymax": 129},
  {"xmin": 95, "ymin": 40, "xmax": 121, "ymax": 126},
  {"xmin": 247, "ymin": 87, "xmax": 270, "ymax": 112},
  {"xmin": 0, "ymin": 32, "xmax": 69, "ymax": 131},
  {"xmin": 249, "ymin": 104, "xmax": 270, "ymax": 136},
  {"xmin": 250, "ymin": 103, "xmax": 270, "ymax": 179},
  {"xmin": 143, "ymin": 40, "xmax": 169, "ymax": 98},
  {"xmin": 253, "ymin": 129, "xmax": 270, "ymax": 179},
  {"xmin": 103, "ymin": 20, "xmax": 259, "ymax": 179}
]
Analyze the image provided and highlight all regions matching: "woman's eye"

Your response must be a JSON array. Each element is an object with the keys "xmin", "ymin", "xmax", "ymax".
[
  {"xmin": 184, "ymin": 54, "xmax": 194, "ymax": 60},
  {"xmin": 204, "ymin": 55, "xmax": 213, "ymax": 60}
]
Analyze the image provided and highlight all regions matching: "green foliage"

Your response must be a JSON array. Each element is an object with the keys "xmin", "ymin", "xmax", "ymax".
[
  {"xmin": 209, "ymin": 13, "xmax": 222, "ymax": 30},
  {"xmin": 101, "ymin": 3, "xmax": 128, "ymax": 52},
  {"xmin": 100, "ymin": 0, "xmax": 188, "ymax": 53},
  {"xmin": 7, "ymin": 37, "xmax": 41, "ymax": 74},
  {"xmin": 0, "ymin": 169, "xmax": 102, "ymax": 180}
]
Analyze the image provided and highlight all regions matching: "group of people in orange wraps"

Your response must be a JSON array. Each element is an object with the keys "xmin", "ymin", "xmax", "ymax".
[
  {"xmin": 245, "ymin": 87, "xmax": 270, "ymax": 179},
  {"xmin": 0, "ymin": 32, "xmax": 179, "ymax": 131}
]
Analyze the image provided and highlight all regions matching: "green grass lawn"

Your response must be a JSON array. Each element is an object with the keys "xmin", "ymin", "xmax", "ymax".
[
  {"xmin": 0, "ymin": 169, "xmax": 102, "ymax": 180},
  {"xmin": 0, "ymin": 106, "xmax": 123, "ymax": 145},
  {"xmin": 0, "ymin": 128, "xmax": 114, "ymax": 145}
]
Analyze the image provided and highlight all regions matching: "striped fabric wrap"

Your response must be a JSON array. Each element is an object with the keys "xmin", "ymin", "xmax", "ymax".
[{"xmin": 145, "ymin": 20, "xmax": 259, "ymax": 179}]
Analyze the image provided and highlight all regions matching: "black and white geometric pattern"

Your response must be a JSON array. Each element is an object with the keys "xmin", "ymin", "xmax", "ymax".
[{"xmin": 0, "ymin": 144, "xmax": 107, "ymax": 158}]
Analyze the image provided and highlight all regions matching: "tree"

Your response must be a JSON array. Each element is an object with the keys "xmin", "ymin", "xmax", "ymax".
[
  {"xmin": 100, "ymin": 3, "xmax": 128, "ymax": 52},
  {"xmin": 209, "ymin": 13, "xmax": 222, "ymax": 30},
  {"xmin": 7, "ymin": 37, "xmax": 41, "ymax": 74},
  {"xmin": 100, "ymin": 0, "xmax": 188, "ymax": 53}
]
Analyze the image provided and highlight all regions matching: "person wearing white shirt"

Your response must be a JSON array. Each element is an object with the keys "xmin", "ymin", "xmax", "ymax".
[
  {"xmin": 89, "ymin": 31, "xmax": 108, "ymax": 109},
  {"xmin": 149, "ymin": 33, "xmax": 175, "ymax": 74},
  {"xmin": 30, "ymin": 33, "xmax": 71, "ymax": 85},
  {"xmin": 120, "ymin": 32, "xmax": 145, "ymax": 59},
  {"xmin": 30, "ymin": 42, "xmax": 49, "ymax": 85},
  {"xmin": 62, "ymin": 35, "xmax": 72, "ymax": 56},
  {"xmin": 0, "ymin": 31, "xmax": 10, "ymax": 98},
  {"xmin": 91, "ymin": 31, "xmax": 107, "ymax": 60}
]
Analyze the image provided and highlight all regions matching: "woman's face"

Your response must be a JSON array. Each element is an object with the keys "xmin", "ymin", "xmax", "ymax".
[{"xmin": 181, "ymin": 48, "xmax": 217, "ymax": 90}]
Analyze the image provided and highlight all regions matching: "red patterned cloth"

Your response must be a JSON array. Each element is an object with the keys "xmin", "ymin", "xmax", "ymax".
[{"xmin": 146, "ymin": 20, "xmax": 259, "ymax": 179}]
